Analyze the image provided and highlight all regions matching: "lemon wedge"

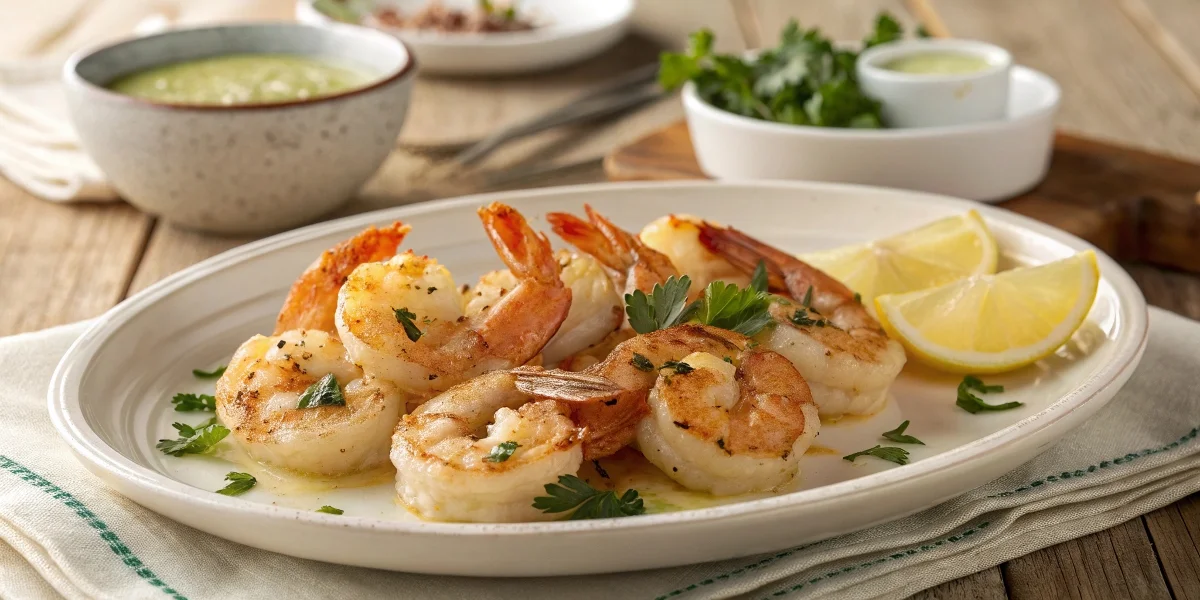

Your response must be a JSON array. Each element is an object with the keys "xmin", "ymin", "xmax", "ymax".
[
  {"xmin": 875, "ymin": 251, "xmax": 1101, "ymax": 373},
  {"xmin": 800, "ymin": 211, "xmax": 998, "ymax": 308}
]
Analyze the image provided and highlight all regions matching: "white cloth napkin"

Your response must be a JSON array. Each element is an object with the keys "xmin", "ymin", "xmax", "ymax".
[
  {"xmin": 0, "ymin": 0, "xmax": 294, "ymax": 202},
  {"xmin": 1, "ymin": 307, "xmax": 1197, "ymax": 599}
]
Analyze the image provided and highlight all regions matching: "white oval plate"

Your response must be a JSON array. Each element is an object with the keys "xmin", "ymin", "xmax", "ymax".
[
  {"xmin": 296, "ymin": 0, "xmax": 633, "ymax": 75},
  {"xmin": 50, "ymin": 181, "xmax": 1147, "ymax": 577}
]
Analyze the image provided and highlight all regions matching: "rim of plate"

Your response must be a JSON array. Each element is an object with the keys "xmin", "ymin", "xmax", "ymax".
[
  {"xmin": 682, "ymin": 65, "xmax": 1062, "ymax": 139},
  {"xmin": 304, "ymin": 0, "xmax": 635, "ymax": 48},
  {"xmin": 49, "ymin": 180, "xmax": 1149, "ymax": 536}
]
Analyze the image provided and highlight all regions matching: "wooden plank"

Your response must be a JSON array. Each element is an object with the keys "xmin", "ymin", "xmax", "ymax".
[
  {"xmin": 0, "ymin": 178, "xmax": 151, "ymax": 336},
  {"xmin": 1119, "ymin": 0, "xmax": 1200, "ymax": 98},
  {"xmin": 750, "ymin": 0, "xmax": 918, "ymax": 43},
  {"xmin": 911, "ymin": 567, "xmax": 1008, "ymax": 600},
  {"xmin": 927, "ymin": 0, "xmax": 1200, "ymax": 161},
  {"xmin": 1002, "ymin": 518, "xmax": 1171, "ymax": 600},
  {"xmin": 1143, "ymin": 490, "xmax": 1200, "ymax": 600}
]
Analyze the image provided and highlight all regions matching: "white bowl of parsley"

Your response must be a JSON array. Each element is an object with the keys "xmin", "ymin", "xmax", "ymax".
[{"xmin": 661, "ymin": 15, "xmax": 1061, "ymax": 203}]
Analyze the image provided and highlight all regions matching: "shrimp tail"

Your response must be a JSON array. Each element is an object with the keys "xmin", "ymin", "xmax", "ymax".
[
  {"xmin": 479, "ymin": 202, "xmax": 559, "ymax": 284},
  {"xmin": 511, "ymin": 366, "xmax": 624, "ymax": 402},
  {"xmin": 546, "ymin": 211, "xmax": 630, "ymax": 271},
  {"xmin": 275, "ymin": 222, "xmax": 410, "ymax": 334},
  {"xmin": 698, "ymin": 223, "xmax": 856, "ymax": 300}
]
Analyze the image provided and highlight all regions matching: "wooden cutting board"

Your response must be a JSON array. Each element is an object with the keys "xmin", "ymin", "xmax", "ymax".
[{"xmin": 604, "ymin": 121, "xmax": 1200, "ymax": 273}]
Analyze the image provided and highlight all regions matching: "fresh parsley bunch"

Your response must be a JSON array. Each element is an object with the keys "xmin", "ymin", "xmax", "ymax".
[{"xmin": 659, "ymin": 13, "xmax": 911, "ymax": 128}]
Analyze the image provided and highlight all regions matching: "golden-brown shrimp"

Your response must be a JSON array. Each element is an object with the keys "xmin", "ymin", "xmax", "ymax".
[
  {"xmin": 217, "ymin": 225, "xmax": 411, "ymax": 475},
  {"xmin": 639, "ymin": 214, "xmax": 751, "ymax": 290},
  {"xmin": 514, "ymin": 324, "xmax": 819, "ymax": 493},
  {"xmin": 698, "ymin": 224, "xmax": 906, "ymax": 418},
  {"xmin": 391, "ymin": 371, "xmax": 582, "ymax": 522},
  {"xmin": 336, "ymin": 203, "xmax": 572, "ymax": 396},
  {"xmin": 637, "ymin": 350, "xmax": 819, "ymax": 495},
  {"xmin": 547, "ymin": 204, "xmax": 677, "ymax": 297},
  {"xmin": 216, "ymin": 330, "xmax": 403, "ymax": 476},
  {"xmin": 514, "ymin": 324, "xmax": 751, "ymax": 460},
  {"xmin": 274, "ymin": 222, "xmax": 410, "ymax": 335},
  {"xmin": 464, "ymin": 250, "xmax": 623, "ymax": 366}
]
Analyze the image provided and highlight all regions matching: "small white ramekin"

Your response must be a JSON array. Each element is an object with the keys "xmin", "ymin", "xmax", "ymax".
[
  {"xmin": 857, "ymin": 39, "xmax": 1012, "ymax": 129},
  {"xmin": 681, "ymin": 66, "xmax": 1061, "ymax": 202}
]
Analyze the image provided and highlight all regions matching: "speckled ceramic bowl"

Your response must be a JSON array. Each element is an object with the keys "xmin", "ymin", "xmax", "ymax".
[{"xmin": 63, "ymin": 23, "xmax": 415, "ymax": 234}]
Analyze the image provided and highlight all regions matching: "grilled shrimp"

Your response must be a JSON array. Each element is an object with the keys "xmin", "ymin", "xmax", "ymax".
[
  {"xmin": 464, "ymin": 250, "xmax": 622, "ymax": 366},
  {"xmin": 699, "ymin": 224, "xmax": 906, "ymax": 418},
  {"xmin": 336, "ymin": 202, "xmax": 572, "ymax": 396},
  {"xmin": 640, "ymin": 214, "xmax": 750, "ymax": 290},
  {"xmin": 547, "ymin": 204, "xmax": 677, "ymax": 298},
  {"xmin": 515, "ymin": 324, "xmax": 819, "ymax": 492},
  {"xmin": 216, "ymin": 224, "xmax": 409, "ymax": 476},
  {"xmin": 275, "ymin": 223, "xmax": 410, "ymax": 335},
  {"xmin": 638, "ymin": 350, "xmax": 818, "ymax": 495},
  {"xmin": 391, "ymin": 371, "xmax": 583, "ymax": 522},
  {"xmin": 514, "ymin": 325, "xmax": 737, "ymax": 456}
]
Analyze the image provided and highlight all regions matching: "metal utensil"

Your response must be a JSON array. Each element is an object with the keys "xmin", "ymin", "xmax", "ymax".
[{"xmin": 409, "ymin": 63, "xmax": 662, "ymax": 165}]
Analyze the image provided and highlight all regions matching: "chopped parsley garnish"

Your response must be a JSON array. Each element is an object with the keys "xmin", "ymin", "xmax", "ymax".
[
  {"xmin": 623, "ymin": 273, "xmax": 775, "ymax": 336},
  {"xmin": 661, "ymin": 360, "xmax": 695, "ymax": 375},
  {"xmin": 215, "ymin": 472, "xmax": 256, "ymax": 496},
  {"xmin": 801, "ymin": 286, "xmax": 814, "ymax": 308},
  {"xmin": 695, "ymin": 280, "xmax": 774, "ymax": 336},
  {"xmin": 192, "ymin": 365, "xmax": 226, "ymax": 379},
  {"xmin": 296, "ymin": 373, "xmax": 346, "ymax": 409},
  {"xmin": 881, "ymin": 420, "xmax": 925, "ymax": 445},
  {"xmin": 426, "ymin": 287, "xmax": 437, "ymax": 294},
  {"xmin": 853, "ymin": 292, "xmax": 862, "ymax": 304},
  {"xmin": 393, "ymin": 307, "xmax": 423, "ymax": 342},
  {"xmin": 722, "ymin": 356, "xmax": 734, "ymax": 364},
  {"xmin": 625, "ymin": 276, "xmax": 699, "ymax": 334},
  {"xmin": 316, "ymin": 505, "xmax": 344, "ymax": 515},
  {"xmin": 790, "ymin": 308, "xmax": 828, "ymax": 327},
  {"xmin": 843, "ymin": 445, "xmax": 910, "ymax": 465},
  {"xmin": 750, "ymin": 260, "xmax": 769, "ymax": 293},
  {"xmin": 630, "ymin": 353, "xmax": 655, "ymax": 372},
  {"xmin": 484, "ymin": 441, "xmax": 520, "ymax": 463},
  {"xmin": 659, "ymin": 14, "xmax": 908, "ymax": 128},
  {"xmin": 156, "ymin": 422, "xmax": 229, "ymax": 457},
  {"xmin": 533, "ymin": 475, "xmax": 645, "ymax": 520},
  {"xmin": 956, "ymin": 375, "xmax": 1021, "ymax": 413},
  {"xmin": 171, "ymin": 392, "xmax": 216, "ymax": 412}
]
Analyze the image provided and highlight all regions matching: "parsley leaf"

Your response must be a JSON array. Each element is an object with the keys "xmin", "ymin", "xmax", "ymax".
[
  {"xmin": 296, "ymin": 373, "xmax": 346, "ymax": 409},
  {"xmin": 216, "ymin": 472, "xmax": 256, "ymax": 496},
  {"xmin": 801, "ymin": 285, "xmax": 814, "ymax": 308},
  {"xmin": 789, "ymin": 308, "xmax": 829, "ymax": 328},
  {"xmin": 843, "ymin": 445, "xmax": 910, "ymax": 465},
  {"xmin": 660, "ymin": 360, "xmax": 695, "ymax": 375},
  {"xmin": 695, "ymin": 280, "xmax": 774, "ymax": 336},
  {"xmin": 156, "ymin": 422, "xmax": 229, "ymax": 457},
  {"xmin": 484, "ymin": 441, "xmax": 520, "ymax": 463},
  {"xmin": 862, "ymin": 12, "xmax": 904, "ymax": 48},
  {"xmin": 393, "ymin": 307, "xmax": 423, "ymax": 342},
  {"xmin": 957, "ymin": 375, "xmax": 1021, "ymax": 413},
  {"xmin": 624, "ymin": 276, "xmax": 699, "ymax": 334},
  {"xmin": 881, "ymin": 420, "xmax": 925, "ymax": 445},
  {"xmin": 750, "ymin": 260, "xmax": 769, "ymax": 293},
  {"xmin": 192, "ymin": 365, "xmax": 226, "ymax": 379},
  {"xmin": 316, "ymin": 505, "xmax": 344, "ymax": 515},
  {"xmin": 533, "ymin": 475, "xmax": 645, "ymax": 520},
  {"xmin": 630, "ymin": 353, "xmax": 655, "ymax": 372},
  {"xmin": 171, "ymin": 392, "xmax": 216, "ymax": 412}
]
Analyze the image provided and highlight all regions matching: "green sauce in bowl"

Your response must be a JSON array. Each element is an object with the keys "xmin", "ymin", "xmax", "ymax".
[
  {"xmin": 106, "ymin": 54, "xmax": 375, "ymax": 105},
  {"xmin": 882, "ymin": 52, "xmax": 992, "ymax": 75}
]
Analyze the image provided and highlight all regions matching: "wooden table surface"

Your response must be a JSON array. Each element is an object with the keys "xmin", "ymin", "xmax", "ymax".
[{"xmin": 2, "ymin": 0, "xmax": 1199, "ymax": 597}]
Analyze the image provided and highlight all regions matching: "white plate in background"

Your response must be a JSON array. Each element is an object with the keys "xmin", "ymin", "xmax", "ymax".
[{"xmin": 296, "ymin": 0, "xmax": 633, "ymax": 75}]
